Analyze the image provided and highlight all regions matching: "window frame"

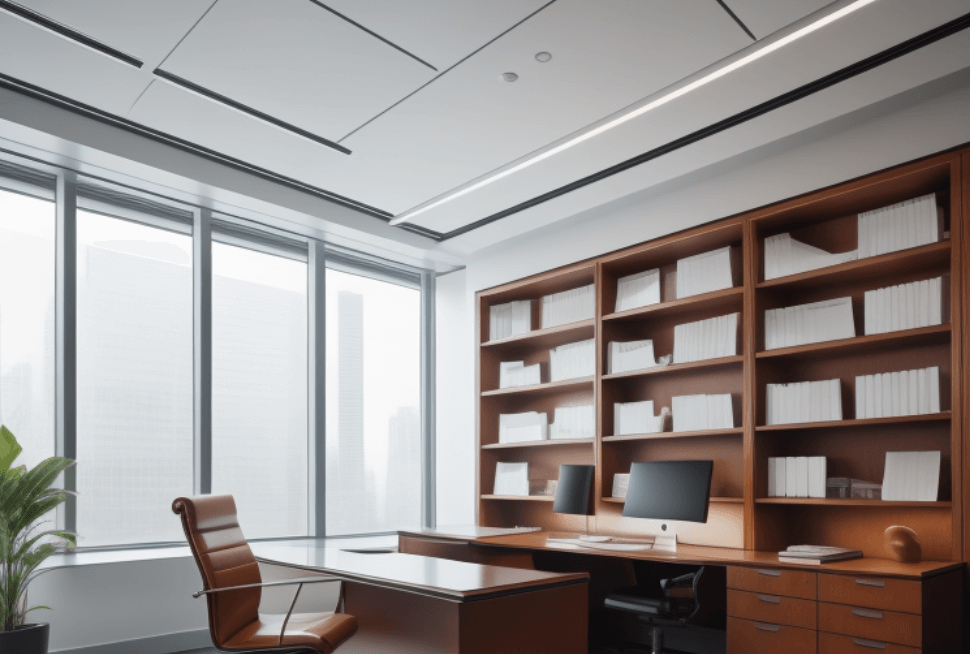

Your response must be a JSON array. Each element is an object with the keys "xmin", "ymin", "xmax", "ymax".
[{"xmin": 0, "ymin": 154, "xmax": 436, "ymax": 550}]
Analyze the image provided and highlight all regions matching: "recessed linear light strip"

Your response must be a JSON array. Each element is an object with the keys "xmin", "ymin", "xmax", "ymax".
[
  {"xmin": 0, "ymin": 0, "xmax": 143, "ymax": 68},
  {"xmin": 389, "ymin": 0, "xmax": 880, "ymax": 226}
]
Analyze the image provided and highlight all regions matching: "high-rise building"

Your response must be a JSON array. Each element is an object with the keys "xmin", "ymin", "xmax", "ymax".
[{"xmin": 384, "ymin": 405, "xmax": 421, "ymax": 529}]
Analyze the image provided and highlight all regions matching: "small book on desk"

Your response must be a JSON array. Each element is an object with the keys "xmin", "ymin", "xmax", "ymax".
[{"xmin": 778, "ymin": 545, "xmax": 863, "ymax": 565}]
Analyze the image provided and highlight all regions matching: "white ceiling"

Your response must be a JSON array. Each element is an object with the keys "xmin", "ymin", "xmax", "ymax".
[{"xmin": 2, "ymin": 0, "xmax": 970, "ymax": 258}]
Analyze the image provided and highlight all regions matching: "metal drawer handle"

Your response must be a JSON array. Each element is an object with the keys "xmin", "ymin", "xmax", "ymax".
[
  {"xmin": 757, "ymin": 569, "xmax": 781, "ymax": 577},
  {"xmin": 855, "ymin": 578, "xmax": 886, "ymax": 588},
  {"xmin": 755, "ymin": 622, "xmax": 781, "ymax": 633},
  {"xmin": 757, "ymin": 594, "xmax": 781, "ymax": 605},
  {"xmin": 852, "ymin": 608, "xmax": 884, "ymax": 619},
  {"xmin": 853, "ymin": 638, "xmax": 887, "ymax": 650}
]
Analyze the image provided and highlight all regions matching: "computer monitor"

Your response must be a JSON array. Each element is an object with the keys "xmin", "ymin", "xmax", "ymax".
[
  {"xmin": 622, "ymin": 460, "xmax": 714, "ymax": 551},
  {"xmin": 553, "ymin": 464, "xmax": 595, "ymax": 517}
]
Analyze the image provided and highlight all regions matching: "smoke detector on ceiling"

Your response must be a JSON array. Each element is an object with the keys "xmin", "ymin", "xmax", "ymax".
[
  {"xmin": 535, "ymin": 52, "xmax": 552, "ymax": 62},
  {"xmin": 500, "ymin": 72, "xmax": 518, "ymax": 82}
]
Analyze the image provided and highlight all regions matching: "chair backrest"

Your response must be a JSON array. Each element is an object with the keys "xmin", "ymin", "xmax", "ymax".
[{"xmin": 173, "ymin": 495, "xmax": 262, "ymax": 647}]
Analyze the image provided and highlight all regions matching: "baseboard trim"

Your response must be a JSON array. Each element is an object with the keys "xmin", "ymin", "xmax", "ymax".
[{"xmin": 52, "ymin": 628, "xmax": 211, "ymax": 654}]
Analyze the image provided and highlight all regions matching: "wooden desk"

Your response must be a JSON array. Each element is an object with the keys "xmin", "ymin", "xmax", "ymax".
[
  {"xmin": 400, "ymin": 530, "xmax": 965, "ymax": 653},
  {"xmin": 253, "ymin": 542, "xmax": 589, "ymax": 654}
]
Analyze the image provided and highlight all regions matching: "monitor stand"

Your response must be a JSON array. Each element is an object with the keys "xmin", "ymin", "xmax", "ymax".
[{"xmin": 653, "ymin": 533, "xmax": 678, "ymax": 552}]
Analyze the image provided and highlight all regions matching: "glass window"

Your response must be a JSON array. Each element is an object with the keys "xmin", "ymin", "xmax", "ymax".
[
  {"xmin": 0, "ymin": 186, "xmax": 56, "ymax": 471},
  {"xmin": 326, "ymin": 269, "xmax": 421, "ymax": 535},
  {"xmin": 212, "ymin": 242, "xmax": 308, "ymax": 538},
  {"xmin": 75, "ymin": 210, "xmax": 194, "ymax": 546}
]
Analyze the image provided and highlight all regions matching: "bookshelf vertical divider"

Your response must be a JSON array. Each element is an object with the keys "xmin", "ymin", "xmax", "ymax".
[{"xmin": 476, "ymin": 147, "xmax": 967, "ymax": 560}]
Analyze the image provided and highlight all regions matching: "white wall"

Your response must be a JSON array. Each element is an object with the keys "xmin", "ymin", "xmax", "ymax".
[{"xmin": 436, "ymin": 74, "xmax": 970, "ymax": 528}]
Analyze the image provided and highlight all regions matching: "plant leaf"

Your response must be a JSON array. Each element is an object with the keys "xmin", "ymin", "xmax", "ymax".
[{"xmin": 0, "ymin": 426, "xmax": 22, "ymax": 474}]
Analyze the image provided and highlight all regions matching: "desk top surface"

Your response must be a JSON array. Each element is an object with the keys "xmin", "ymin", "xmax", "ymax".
[
  {"xmin": 252, "ymin": 541, "xmax": 587, "ymax": 601},
  {"xmin": 459, "ymin": 531, "xmax": 963, "ymax": 580}
]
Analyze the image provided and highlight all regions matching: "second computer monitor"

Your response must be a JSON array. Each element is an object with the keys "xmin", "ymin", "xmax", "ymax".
[{"xmin": 622, "ymin": 460, "xmax": 714, "ymax": 524}]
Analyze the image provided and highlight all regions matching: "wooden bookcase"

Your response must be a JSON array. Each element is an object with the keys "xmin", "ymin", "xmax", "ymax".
[{"xmin": 476, "ymin": 147, "xmax": 966, "ymax": 560}]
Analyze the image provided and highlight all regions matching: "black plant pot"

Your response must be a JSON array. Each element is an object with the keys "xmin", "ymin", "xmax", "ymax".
[{"xmin": 0, "ymin": 623, "xmax": 49, "ymax": 654}]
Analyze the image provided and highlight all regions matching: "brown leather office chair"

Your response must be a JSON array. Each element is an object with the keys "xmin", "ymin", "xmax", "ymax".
[{"xmin": 173, "ymin": 495, "xmax": 357, "ymax": 654}]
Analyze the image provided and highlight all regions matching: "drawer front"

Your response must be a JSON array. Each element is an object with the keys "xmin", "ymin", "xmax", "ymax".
[
  {"xmin": 727, "ymin": 617, "xmax": 816, "ymax": 654},
  {"xmin": 728, "ymin": 566, "xmax": 817, "ymax": 600},
  {"xmin": 819, "ymin": 631, "xmax": 920, "ymax": 654},
  {"xmin": 818, "ymin": 575, "xmax": 921, "ymax": 614},
  {"xmin": 819, "ymin": 603, "xmax": 921, "ymax": 648},
  {"xmin": 728, "ymin": 589, "xmax": 817, "ymax": 629}
]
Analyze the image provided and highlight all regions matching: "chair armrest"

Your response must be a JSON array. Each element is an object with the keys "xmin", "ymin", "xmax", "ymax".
[{"xmin": 193, "ymin": 576, "xmax": 340, "ymax": 599}]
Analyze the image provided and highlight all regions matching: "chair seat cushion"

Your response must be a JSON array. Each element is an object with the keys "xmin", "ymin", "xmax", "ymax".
[{"xmin": 225, "ymin": 611, "xmax": 358, "ymax": 654}]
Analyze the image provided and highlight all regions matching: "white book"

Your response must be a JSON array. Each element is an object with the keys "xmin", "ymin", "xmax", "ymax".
[
  {"xmin": 610, "ymin": 340, "xmax": 658, "ymax": 374},
  {"xmin": 808, "ymin": 457, "xmax": 826, "ymax": 498},
  {"xmin": 775, "ymin": 457, "xmax": 788, "ymax": 498},
  {"xmin": 882, "ymin": 451, "xmax": 940, "ymax": 501},
  {"xmin": 550, "ymin": 405, "xmax": 594, "ymax": 440},
  {"xmin": 549, "ymin": 339, "xmax": 595, "ymax": 382},
  {"xmin": 873, "ymin": 374, "xmax": 884, "ymax": 418},
  {"xmin": 796, "ymin": 457, "xmax": 809, "ymax": 498},
  {"xmin": 494, "ymin": 462, "xmax": 529, "ymax": 496},
  {"xmin": 890, "ymin": 372, "xmax": 901, "ymax": 418},
  {"xmin": 677, "ymin": 246, "xmax": 733, "ymax": 298},
  {"xmin": 928, "ymin": 366, "xmax": 940, "ymax": 413},
  {"xmin": 929, "ymin": 277, "xmax": 942, "ymax": 325},
  {"xmin": 499, "ymin": 412, "xmax": 547, "ymax": 443},
  {"xmin": 541, "ymin": 284, "xmax": 594, "ymax": 328},
  {"xmin": 614, "ymin": 400, "xmax": 663, "ymax": 436},
  {"xmin": 615, "ymin": 269, "xmax": 661, "ymax": 312},
  {"xmin": 489, "ymin": 300, "xmax": 532, "ymax": 340},
  {"xmin": 499, "ymin": 361, "xmax": 541, "ymax": 389},
  {"xmin": 768, "ymin": 458, "xmax": 778, "ymax": 497},
  {"xmin": 917, "ymin": 368, "xmax": 929, "ymax": 414},
  {"xmin": 786, "ymin": 458, "xmax": 797, "ymax": 498}
]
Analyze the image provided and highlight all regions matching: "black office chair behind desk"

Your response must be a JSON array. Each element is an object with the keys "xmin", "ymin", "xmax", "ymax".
[{"xmin": 603, "ymin": 567, "xmax": 704, "ymax": 654}]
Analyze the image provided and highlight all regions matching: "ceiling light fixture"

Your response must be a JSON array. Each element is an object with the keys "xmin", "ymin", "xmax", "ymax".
[
  {"xmin": 389, "ymin": 0, "xmax": 880, "ymax": 226},
  {"xmin": 536, "ymin": 52, "xmax": 552, "ymax": 62},
  {"xmin": 501, "ymin": 72, "xmax": 519, "ymax": 82}
]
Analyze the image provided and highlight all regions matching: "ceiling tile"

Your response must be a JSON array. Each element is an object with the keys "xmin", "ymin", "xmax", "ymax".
[
  {"xmin": 723, "ymin": 0, "xmax": 835, "ymax": 39},
  {"xmin": 160, "ymin": 0, "xmax": 436, "ymax": 142},
  {"xmin": 17, "ymin": 0, "xmax": 215, "ymax": 67},
  {"xmin": 322, "ymin": 0, "xmax": 548, "ymax": 70}
]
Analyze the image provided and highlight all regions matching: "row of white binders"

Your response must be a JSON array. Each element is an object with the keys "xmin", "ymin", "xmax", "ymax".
[
  {"xmin": 607, "ymin": 313, "xmax": 738, "ymax": 375},
  {"xmin": 498, "ymin": 405, "xmax": 595, "ymax": 444},
  {"xmin": 768, "ymin": 457, "xmax": 827, "ymax": 498},
  {"xmin": 499, "ymin": 339, "xmax": 595, "ymax": 389},
  {"xmin": 488, "ymin": 284, "xmax": 595, "ymax": 341},
  {"xmin": 614, "ymin": 246, "xmax": 735, "ymax": 313},
  {"xmin": 764, "ymin": 297, "xmax": 854, "ymax": 350},
  {"xmin": 864, "ymin": 277, "xmax": 944, "ymax": 334},
  {"xmin": 766, "ymin": 379, "xmax": 842, "ymax": 426},
  {"xmin": 854, "ymin": 366, "xmax": 940, "ymax": 419},
  {"xmin": 613, "ymin": 395, "xmax": 734, "ymax": 435},
  {"xmin": 763, "ymin": 193, "xmax": 943, "ymax": 281}
]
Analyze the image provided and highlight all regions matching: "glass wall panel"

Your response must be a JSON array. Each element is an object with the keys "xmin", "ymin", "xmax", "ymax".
[
  {"xmin": 0, "ymin": 187, "xmax": 56, "ymax": 471},
  {"xmin": 76, "ymin": 210, "xmax": 193, "ymax": 546},
  {"xmin": 212, "ymin": 243, "xmax": 308, "ymax": 538},
  {"xmin": 325, "ymin": 269, "xmax": 421, "ymax": 535}
]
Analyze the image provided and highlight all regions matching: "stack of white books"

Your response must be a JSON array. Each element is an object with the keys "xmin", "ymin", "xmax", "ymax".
[
  {"xmin": 672, "ymin": 313, "xmax": 739, "ymax": 364},
  {"xmin": 613, "ymin": 400, "xmax": 667, "ymax": 436},
  {"xmin": 764, "ymin": 233, "xmax": 858, "ymax": 280},
  {"xmin": 858, "ymin": 193, "xmax": 942, "ymax": 258},
  {"xmin": 493, "ymin": 462, "xmax": 529, "ymax": 496},
  {"xmin": 608, "ymin": 339, "xmax": 661, "ymax": 374},
  {"xmin": 764, "ymin": 297, "xmax": 855, "ymax": 350},
  {"xmin": 498, "ymin": 412, "xmax": 547, "ymax": 444},
  {"xmin": 864, "ymin": 277, "xmax": 944, "ymax": 335},
  {"xmin": 676, "ymin": 246, "xmax": 734, "ymax": 299},
  {"xmin": 671, "ymin": 394, "xmax": 734, "ymax": 432},
  {"xmin": 549, "ymin": 339, "xmax": 595, "ymax": 382},
  {"xmin": 499, "ymin": 361, "xmax": 541, "ymax": 389},
  {"xmin": 550, "ymin": 405, "xmax": 595, "ymax": 440},
  {"xmin": 541, "ymin": 284, "xmax": 595, "ymax": 328},
  {"xmin": 768, "ymin": 456, "xmax": 827, "ymax": 498},
  {"xmin": 615, "ymin": 269, "xmax": 660, "ymax": 312},
  {"xmin": 778, "ymin": 545, "xmax": 862, "ymax": 565},
  {"xmin": 766, "ymin": 379, "xmax": 842, "ymax": 425},
  {"xmin": 854, "ymin": 366, "xmax": 940, "ymax": 419},
  {"xmin": 882, "ymin": 451, "xmax": 941, "ymax": 501},
  {"xmin": 489, "ymin": 300, "xmax": 531, "ymax": 340}
]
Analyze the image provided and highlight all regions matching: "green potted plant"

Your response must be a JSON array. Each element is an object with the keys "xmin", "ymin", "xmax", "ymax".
[{"xmin": 0, "ymin": 425, "xmax": 76, "ymax": 654}]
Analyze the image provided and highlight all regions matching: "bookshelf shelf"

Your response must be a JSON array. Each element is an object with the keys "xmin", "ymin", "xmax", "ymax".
[
  {"xmin": 757, "ymin": 241, "xmax": 950, "ymax": 291},
  {"xmin": 477, "ymin": 148, "xmax": 964, "ymax": 561},
  {"xmin": 602, "ymin": 428, "xmax": 743, "ymax": 442},
  {"xmin": 482, "ymin": 438, "xmax": 594, "ymax": 450},
  {"xmin": 602, "ymin": 355, "xmax": 743, "ymax": 381},
  {"xmin": 481, "ymin": 377, "xmax": 593, "ymax": 398},
  {"xmin": 603, "ymin": 286, "xmax": 743, "ymax": 323},
  {"xmin": 756, "ymin": 498, "xmax": 951, "ymax": 508},
  {"xmin": 756, "ymin": 412, "xmax": 951, "ymax": 432},
  {"xmin": 481, "ymin": 494, "xmax": 555, "ymax": 502},
  {"xmin": 755, "ymin": 323, "xmax": 951, "ymax": 359}
]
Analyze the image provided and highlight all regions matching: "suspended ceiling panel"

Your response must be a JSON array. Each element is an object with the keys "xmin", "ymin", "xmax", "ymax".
[
  {"xmin": 128, "ymin": 80, "xmax": 332, "ymax": 184},
  {"xmin": 327, "ymin": 0, "xmax": 750, "ymax": 214},
  {"xmin": 405, "ymin": 0, "xmax": 970, "ymax": 234},
  {"xmin": 0, "ymin": 12, "xmax": 148, "ymax": 115},
  {"xmin": 160, "ymin": 0, "xmax": 436, "ymax": 143},
  {"xmin": 725, "ymin": 0, "xmax": 835, "ymax": 39},
  {"xmin": 18, "ymin": 0, "xmax": 215, "ymax": 67},
  {"xmin": 323, "ymin": 0, "xmax": 549, "ymax": 70}
]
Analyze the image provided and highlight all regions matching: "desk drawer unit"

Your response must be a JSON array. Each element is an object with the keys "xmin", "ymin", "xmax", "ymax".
[
  {"xmin": 727, "ymin": 566, "xmax": 817, "ymax": 600},
  {"xmin": 728, "ymin": 589, "xmax": 817, "ymax": 629},
  {"xmin": 818, "ymin": 603, "xmax": 921, "ymax": 648},
  {"xmin": 727, "ymin": 617, "xmax": 816, "ymax": 654},
  {"xmin": 818, "ymin": 632, "xmax": 920, "ymax": 654},
  {"xmin": 818, "ymin": 575, "xmax": 921, "ymax": 614}
]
